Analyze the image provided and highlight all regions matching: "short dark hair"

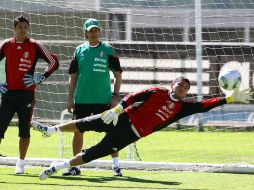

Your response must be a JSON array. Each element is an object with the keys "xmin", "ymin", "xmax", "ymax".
[
  {"xmin": 172, "ymin": 76, "xmax": 191, "ymax": 89},
  {"xmin": 14, "ymin": 15, "xmax": 29, "ymax": 27}
]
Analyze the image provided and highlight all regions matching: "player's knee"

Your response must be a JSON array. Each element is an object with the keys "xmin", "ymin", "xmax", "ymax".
[{"xmin": 81, "ymin": 146, "xmax": 114, "ymax": 163}]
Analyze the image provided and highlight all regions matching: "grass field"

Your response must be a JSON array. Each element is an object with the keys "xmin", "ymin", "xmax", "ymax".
[
  {"xmin": 1, "ymin": 127, "xmax": 254, "ymax": 189},
  {"xmin": 1, "ymin": 127, "xmax": 254, "ymax": 164},
  {"xmin": 1, "ymin": 167, "xmax": 254, "ymax": 190}
]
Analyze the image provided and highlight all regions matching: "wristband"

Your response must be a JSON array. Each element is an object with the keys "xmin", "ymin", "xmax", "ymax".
[
  {"xmin": 226, "ymin": 96, "xmax": 232, "ymax": 103},
  {"xmin": 112, "ymin": 92, "xmax": 120, "ymax": 96}
]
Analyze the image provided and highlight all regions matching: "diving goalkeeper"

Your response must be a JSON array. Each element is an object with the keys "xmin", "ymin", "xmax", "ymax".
[{"xmin": 31, "ymin": 76, "xmax": 253, "ymax": 180}]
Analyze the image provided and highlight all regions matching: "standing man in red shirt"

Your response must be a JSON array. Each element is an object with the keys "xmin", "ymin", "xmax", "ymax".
[
  {"xmin": 0, "ymin": 16, "xmax": 59, "ymax": 174},
  {"xmin": 31, "ymin": 76, "xmax": 252, "ymax": 180}
]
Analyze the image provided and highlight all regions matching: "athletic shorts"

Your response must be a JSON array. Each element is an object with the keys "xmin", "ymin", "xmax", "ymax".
[
  {"xmin": 73, "ymin": 104, "xmax": 110, "ymax": 120},
  {"xmin": 0, "ymin": 90, "xmax": 35, "ymax": 138},
  {"xmin": 76, "ymin": 113, "xmax": 140, "ymax": 163}
]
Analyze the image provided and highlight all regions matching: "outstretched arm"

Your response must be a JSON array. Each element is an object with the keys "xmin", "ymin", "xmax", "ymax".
[{"xmin": 183, "ymin": 88, "xmax": 253, "ymax": 116}]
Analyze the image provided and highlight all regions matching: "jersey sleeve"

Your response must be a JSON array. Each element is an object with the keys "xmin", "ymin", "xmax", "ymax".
[
  {"xmin": 34, "ymin": 41, "xmax": 59, "ymax": 78},
  {"xmin": 0, "ymin": 39, "xmax": 8, "ymax": 61},
  {"xmin": 68, "ymin": 51, "xmax": 78, "ymax": 74},
  {"xmin": 108, "ymin": 55, "xmax": 122, "ymax": 73},
  {"xmin": 182, "ymin": 97, "xmax": 227, "ymax": 116},
  {"xmin": 108, "ymin": 46, "xmax": 122, "ymax": 73}
]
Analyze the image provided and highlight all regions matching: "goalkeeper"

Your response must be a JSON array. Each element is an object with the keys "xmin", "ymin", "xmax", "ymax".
[
  {"xmin": 0, "ymin": 15, "xmax": 59, "ymax": 174},
  {"xmin": 31, "ymin": 76, "xmax": 253, "ymax": 180}
]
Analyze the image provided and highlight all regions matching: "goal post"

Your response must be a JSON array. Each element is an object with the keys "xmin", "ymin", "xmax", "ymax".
[{"xmin": 0, "ymin": 0, "xmax": 254, "ymax": 174}]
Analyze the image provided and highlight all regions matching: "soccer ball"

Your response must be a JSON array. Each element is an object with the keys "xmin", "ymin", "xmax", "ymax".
[{"xmin": 218, "ymin": 70, "xmax": 241, "ymax": 90}]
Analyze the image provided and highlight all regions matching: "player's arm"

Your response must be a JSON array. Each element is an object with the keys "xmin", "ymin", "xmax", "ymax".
[
  {"xmin": 101, "ymin": 89, "xmax": 155, "ymax": 126},
  {"xmin": 34, "ymin": 41, "xmax": 59, "ymax": 77},
  {"xmin": 182, "ymin": 88, "xmax": 253, "ymax": 116},
  {"xmin": 0, "ymin": 40, "xmax": 8, "ymax": 94},
  {"xmin": 112, "ymin": 71, "xmax": 122, "ymax": 96},
  {"xmin": 108, "ymin": 55, "xmax": 122, "ymax": 107},
  {"xmin": 23, "ymin": 41, "xmax": 59, "ymax": 87},
  {"xmin": 190, "ymin": 97, "xmax": 227, "ymax": 114},
  {"xmin": 67, "ymin": 56, "xmax": 78, "ymax": 113},
  {"xmin": 0, "ymin": 40, "xmax": 7, "ymax": 61}
]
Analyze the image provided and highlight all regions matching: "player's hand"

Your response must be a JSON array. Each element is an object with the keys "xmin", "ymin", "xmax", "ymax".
[
  {"xmin": 0, "ymin": 82, "xmax": 7, "ymax": 95},
  {"xmin": 226, "ymin": 88, "xmax": 253, "ymax": 104},
  {"xmin": 67, "ymin": 99, "xmax": 75, "ymax": 113},
  {"xmin": 23, "ymin": 73, "xmax": 46, "ymax": 87},
  {"xmin": 101, "ymin": 104, "xmax": 124, "ymax": 126}
]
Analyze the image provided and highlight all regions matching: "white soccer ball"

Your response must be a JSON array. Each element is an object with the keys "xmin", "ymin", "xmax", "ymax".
[{"xmin": 218, "ymin": 70, "xmax": 241, "ymax": 90}]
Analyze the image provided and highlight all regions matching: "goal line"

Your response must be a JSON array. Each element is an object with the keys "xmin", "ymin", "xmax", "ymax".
[{"xmin": 1, "ymin": 157, "xmax": 254, "ymax": 174}]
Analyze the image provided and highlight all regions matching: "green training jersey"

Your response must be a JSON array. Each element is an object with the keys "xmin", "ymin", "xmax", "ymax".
[{"xmin": 72, "ymin": 41, "xmax": 118, "ymax": 104}]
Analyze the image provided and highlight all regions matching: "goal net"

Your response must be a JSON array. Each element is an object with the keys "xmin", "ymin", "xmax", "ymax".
[{"xmin": 0, "ymin": 0, "xmax": 254, "ymax": 173}]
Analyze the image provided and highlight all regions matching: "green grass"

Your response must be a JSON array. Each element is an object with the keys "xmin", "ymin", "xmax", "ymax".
[
  {"xmin": 1, "ymin": 127, "xmax": 254, "ymax": 164},
  {"xmin": 0, "ymin": 167, "xmax": 254, "ymax": 190},
  {"xmin": 1, "ymin": 127, "xmax": 254, "ymax": 189},
  {"xmin": 138, "ymin": 131, "xmax": 254, "ymax": 164}
]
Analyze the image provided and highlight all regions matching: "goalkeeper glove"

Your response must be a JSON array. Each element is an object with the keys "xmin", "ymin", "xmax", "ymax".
[
  {"xmin": 226, "ymin": 88, "xmax": 253, "ymax": 104},
  {"xmin": 0, "ymin": 82, "xmax": 7, "ymax": 95},
  {"xmin": 23, "ymin": 73, "xmax": 46, "ymax": 87},
  {"xmin": 101, "ymin": 104, "xmax": 124, "ymax": 126}
]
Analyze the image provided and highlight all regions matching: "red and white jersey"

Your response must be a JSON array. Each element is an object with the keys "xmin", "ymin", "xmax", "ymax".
[
  {"xmin": 0, "ymin": 37, "xmax": 59, "ymax": 91},
  {"xmin": 121, "ymin": 87, "xmax": 226, "ymax": 138}
]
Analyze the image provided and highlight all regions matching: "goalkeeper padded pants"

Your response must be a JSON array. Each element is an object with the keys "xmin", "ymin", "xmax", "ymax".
[
  {"xmin": 0, "ymin": 90, "xmax": 34, "ymax": 138},
  {"xmin": 76, "ymin": 112, "xmax": 140, "ymax": 163}
]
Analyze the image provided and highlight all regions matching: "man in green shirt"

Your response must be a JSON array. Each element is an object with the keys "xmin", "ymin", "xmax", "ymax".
[{"xmin": 65, "ymin": 18, "xmax": 122, "ymax": 176}]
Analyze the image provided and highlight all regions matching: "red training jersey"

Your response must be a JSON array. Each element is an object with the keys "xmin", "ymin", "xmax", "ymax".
[
  {"xmin": 122, "ymin": 87, "xmax": 226, "ymax": 138},
  {"xmin": 0, "ymin": 37, "xmax": 59, "ymax": 91}
]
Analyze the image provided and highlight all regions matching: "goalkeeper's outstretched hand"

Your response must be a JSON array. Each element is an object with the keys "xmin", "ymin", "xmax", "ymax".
[
  {"xmin": 0, "ymin": 82, "xmax": 7, "ymax": 95},
  {"xmin": 23, "ymin": 73, "xmax": 46, "ymax": 87},
  {"xmin": 101, "ymin": 104, "xmax": 124, "ymax": 126},
  {"xmin": 226, "ymin": 88, "xmax": 253, "ymax": 104}
]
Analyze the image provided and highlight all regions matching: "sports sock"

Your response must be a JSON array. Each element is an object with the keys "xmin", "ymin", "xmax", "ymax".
[
  {"xmin": 48, "ymin": 126, "xmax": 59, "ymax": 134},
  {"xmin": 53, "ymin": 161, "xmax": 70, "ymax": 171},
  {"xmin": 17, "ymin": 159, "xmax": 25, "ymax": 165},
  {"xmin": 112, "ymin": 157, "xmax": 119, "ymax": 168}
]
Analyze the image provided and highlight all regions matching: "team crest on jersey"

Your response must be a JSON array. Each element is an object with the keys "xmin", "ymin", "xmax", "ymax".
[
  {"xmin": 167, "ymin": 101, "xmax": 175, "ymax": 109},
  {"xmin": 23, "ymin": 51, "xmax": 29, "ymax": 58},
  {"xmin": 100, "ymin": 51, "xmax": 104, "ymax": 58}
]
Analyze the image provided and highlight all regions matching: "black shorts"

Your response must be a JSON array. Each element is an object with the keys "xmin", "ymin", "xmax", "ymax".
[
  {"xmin": 76, "ymin": 113, "xmax": 140, "ymax": 163},
  {"xmin": 73, "ymin": 104, "xmax": 110, "ymax": 120},
  {"xmin": 0, "ymin": 90, "xmax": 35, "ymax": 138}
]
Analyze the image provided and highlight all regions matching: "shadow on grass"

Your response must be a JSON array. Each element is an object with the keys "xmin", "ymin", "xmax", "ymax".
[
  {"xmin": 0, "ymin": 173, "xmax": 209, "ymax": 190},
  {"xmin": 3, "ymin": 173, "xmax": 180, "ymax": 185},
  {"xmin": 0, "ymin": 181, "xmax": 207, "ymax": 190}
]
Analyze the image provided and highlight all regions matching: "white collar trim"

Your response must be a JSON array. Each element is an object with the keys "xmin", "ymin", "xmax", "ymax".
[
  {"xmin": 88, "ymin": 41, "xmax": 101, "ymax": 47},
  {"xmin": 169, "ymin": 89, "xmax": 180, "ymax": 102}
]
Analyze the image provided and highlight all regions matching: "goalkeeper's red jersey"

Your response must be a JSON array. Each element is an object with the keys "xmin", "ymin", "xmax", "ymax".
[
  {"xmin": 0, "ymin": 37, "xmax": 59, "ymax": 91},
  {"xmin": 122, "ymin": 87, "xmax": 227, "ymax": 138}
]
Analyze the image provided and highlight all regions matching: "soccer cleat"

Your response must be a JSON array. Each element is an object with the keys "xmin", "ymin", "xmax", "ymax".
[
  {"xmin": 62, "ymin": 167, "xmax": 81, "ymax": 176},
  {"xmin": 112, "ymin": 166, "xmax": 122, "ymax": 177},
  {"xmin": 39, "ymin": 166, "xmax": 57, "ymax": 180},
  {"xmin": 15, "ymin": 163, "xmax": 24, "ymax": 174},
  {"xmin": 31, "ymin": 121, "xmax": 52, "ymax": 137}
]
